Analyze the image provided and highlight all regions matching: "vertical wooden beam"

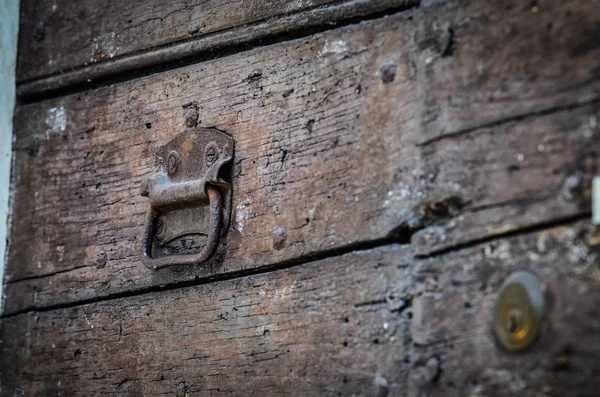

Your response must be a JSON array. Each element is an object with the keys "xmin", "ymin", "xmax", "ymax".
[{"xmin": 0, "ymin": 0, "xmax": 19, "ymax": 307}]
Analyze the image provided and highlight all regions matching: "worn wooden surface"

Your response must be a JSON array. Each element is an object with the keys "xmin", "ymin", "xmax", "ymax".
[
  {"xmin": 412, "ymin": 101, "xmax": 599, "ymax": 256},
  {"xmin": 0, "ymin": 245, "xmax": 415, "ymax": 396},
  {"xmin": 17, "ymin": 0, "xmax": 417, "ymax": 89},
  {"xmin": 416, "ymin": 0, "xmax": 600, "ymax": 143},
  {"xmin": 2, "ymin": 223, "xmax": 599, "ymax": 396},
  {"xmin": 17, "ymin": 0, "xmax": 336, "ymax": 81},
  {"xmin": 3, "ymin": 0, "xmax": 600, "ymax": 394},
  {"xmin": 6, "ymin": 0, "xmax": 600, "ymax": 314},
  {"xmin": 409, "ymin": 221, "xmax": 600, "ymax": 397},
  {"xmin": 5, "ymin": 12, "xmax": 420, "ymax": 314}
]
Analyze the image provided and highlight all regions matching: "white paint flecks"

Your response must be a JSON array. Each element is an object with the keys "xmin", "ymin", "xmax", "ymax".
[
  {"xmin": 259, "ymin": 285, "xmax": 295, "ymax": 300},
  {"xmin": 56, "ymin": 245, "xmax": 65, "ymax": 262},
  {"xmin": 91, "ymin": 32, "xmax": 119, "ymax": 62},
  {"xmin": 45, "ymin": 105, "xmax": 66, "ymax": 136},
  {"xmin": 320, "ymin": 40, "xmax": 347, "ymax": 56},
  {"xmin": 83, "ymin": 313, "xmax": 94, "ymax": 329},
  {"xmin": 278, "ymin": 286, "xmax": 293, "ymax": 300},
  {"xmin": 235, "ymin": 199, "xmax": 254, "ymax": 233},
  {"xmin": 0, "ymin": 0, "xmax": 19, "ymax": 312}
]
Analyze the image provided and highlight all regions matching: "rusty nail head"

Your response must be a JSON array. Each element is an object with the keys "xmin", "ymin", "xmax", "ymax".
[{"xmin": 167, "ymin": 151, "xmax": 179, "ymax": 175}]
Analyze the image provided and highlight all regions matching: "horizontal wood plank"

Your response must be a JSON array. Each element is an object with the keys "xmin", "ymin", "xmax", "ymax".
[
  {"xmin": 0, "ymin": 245, "xmax": 414, "ymax": 397},
  {"xmin": 3, "ymin": 223, "xmax": 598, "ymax": 396},
  {"xmin": 6, "ymin": 0, "xmax": 600, "ymax": 313},
  {"xmin": 17, "ymin": 0, "xmax": 418, "ymax": 87},
  {"xmin": 17, "ymin": 0, "xmax": 337, "ymax": 81},
  {"xmin": 415, "ymin": 0, "xmax": 600, "ymax": 143},
  {"xmin": 5, "ymin": 14, "xmax": 420, "ymax": 314},
  {"xmin": 412, "ymin": 101, "xmax": 599, "ymax": 256}
]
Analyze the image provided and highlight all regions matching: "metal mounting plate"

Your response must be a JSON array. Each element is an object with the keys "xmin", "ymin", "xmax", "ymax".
[{"xmin": 140, "ymin": 127, "xmax": 234, "ymax": 269}]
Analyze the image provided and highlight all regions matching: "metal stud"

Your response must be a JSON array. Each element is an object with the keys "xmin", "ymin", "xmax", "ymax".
[
  {"xmin": 166, "ymin": 150, "xmax": 179, "ymax": 175},
  {"xmin": 493, "ymin": 271, "xmax": 546, "ymax": 352}
]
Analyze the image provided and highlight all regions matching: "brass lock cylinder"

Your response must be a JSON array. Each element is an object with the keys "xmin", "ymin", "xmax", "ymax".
[{"xmin": 493, "ymin": 271, "xmax": 546, "ymax": 352}]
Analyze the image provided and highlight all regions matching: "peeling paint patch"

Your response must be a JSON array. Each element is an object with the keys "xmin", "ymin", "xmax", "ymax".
[
  {"xmin": 91, "ymin": 32, "xmax": 118, "ymax": 62},
  {"xmin": 279, "ymin": 286, "xmax": 294, "ymax": 300},
  {"xmin": 45, "ymin": 106, "xmax": 66, "ymax": 136},
  {"xmin": 320, "ymin": 40, "xmax": 347, "ymax": 56},
  {"xmin": 83, "ymin": 313, "xmax": 94, "ymax": 329},
  {"xmin": 235, "ymin": 199, "xmax": 253, "ymax": 233},
  {"xmin": 259, "ymin": 285, "xmax": 294, "ymax": 300},
  {"xmin": 56, "ymin": 245, "xmax": 65, "ymax": 262}
]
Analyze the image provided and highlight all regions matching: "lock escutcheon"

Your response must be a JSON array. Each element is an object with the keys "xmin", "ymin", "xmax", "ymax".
[{"xmin": 140, "ymin": 127, "xmax": 234, "ymax": 270}]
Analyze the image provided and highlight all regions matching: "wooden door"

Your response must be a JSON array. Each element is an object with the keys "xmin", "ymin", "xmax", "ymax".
[{"xmin": 2, "ymin": 0, "xmax": 600, "ymax": 395}]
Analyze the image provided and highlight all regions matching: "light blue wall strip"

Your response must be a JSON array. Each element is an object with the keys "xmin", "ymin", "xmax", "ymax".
[{"xmin": 0, "ymin": 0, "xmax": 19, "ymax": 310}]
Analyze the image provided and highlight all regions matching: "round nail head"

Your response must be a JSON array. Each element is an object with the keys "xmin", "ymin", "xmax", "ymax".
[{"xmin": 167, "ymin": 151, "xmax": 179, "ymax": 175}]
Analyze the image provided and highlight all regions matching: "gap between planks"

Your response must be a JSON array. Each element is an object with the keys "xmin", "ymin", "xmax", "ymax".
[
  {"xmin": 16, "ymin": 0, "xmax": 420, "ymax": 102},
  {"xmin": 1, "ymin": 234, "xmax": 410, "ymax": 319},
  {"xmin": 1, "ymin": 212, "xmax": 591, "ymax": 320},
  {"xmin": 413, "ymin": 212, "xmax": 592, "ymax": 259},
  {"xmin": 418, "ymin": 95, "xmax": 600, "ymax": 147}
]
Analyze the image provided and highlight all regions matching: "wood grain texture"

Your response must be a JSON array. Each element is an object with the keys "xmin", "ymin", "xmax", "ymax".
[
  {"xmin": 415, "ymin": 0, "xmax": 600, "ymax": 143},
  {"xmin": 409, "ymin": 221, "xmax": 600, "ymax": 397},
  {"xmin": 2, "ymin": 223, "xmax": 599, "ymax": 396},
  {"xmin": 6, "ymin": 0, "xmax": 600, "ymax": 313},
  {"xmin": 0, "ymin": 245, "xmax": 415, "ymax": 397},
  {"xmin": 17, "ymin": 0, "xmax": 335, "ymax": 81},
  {"xmin": 17, "ymin": 0, "xmax": 417, "ymax": 86},
  {"xmin": 412, "ymin": 101, "xmax": 600, "ymax": 256},
  {"xmin": 5, "ymin": 14, "xmax": 420, "ymax": 314}
]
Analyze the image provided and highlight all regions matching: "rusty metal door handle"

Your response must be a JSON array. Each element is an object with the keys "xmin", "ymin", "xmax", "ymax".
[
  {"xmin": 140, "ymin": 127, "xmax": 233, "ymax": 270},
  {"xmin": 142, "ymin": 186, "xmax": 222, "ymax": 270}
]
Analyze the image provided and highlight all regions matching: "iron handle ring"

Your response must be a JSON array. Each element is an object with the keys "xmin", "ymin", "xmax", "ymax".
[{"xmin": 141, "ymin": 185, "xmax": 222, "ymax": 270}]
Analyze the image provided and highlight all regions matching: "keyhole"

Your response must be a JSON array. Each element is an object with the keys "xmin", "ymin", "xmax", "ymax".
[
  {"xmin": 508, "ymin": 312, "xmax": 518, "ymax": 332},
  {"xmin": 506, "ymin": 309, "xmax": 522, "ymax": 333}
]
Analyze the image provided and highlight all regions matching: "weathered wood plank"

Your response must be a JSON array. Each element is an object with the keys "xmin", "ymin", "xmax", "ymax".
[
  {"xmin": 409, "ymin": 221, "xmax": 600, "ymax": 396},
  {"xmin": 3, "ymin": 223, "xmax": 598, "ymax": 396},
  {"xmin": 6, "ymin": 0, "xmax": 600, "ymax": 313},
  {"xmin": 17, "ymin": 0, "xmax": 336, "ymax": 81},
  {"xmin": 0, "ymin": 245, "xmax": 414, "ymax": 397},
  {"xmin": 416, "ymin": 0, "xmax": 600, "ymax": 143},
  {"xmin": 17, "ymin": 0, "xmax": 418, "ymax": 87},
  {"xmin": 411, "ymin": 101, "xmax": 599, "ymax": 256},
  {"xmin": 5, "ymin": 14, "xmax": 420, "ymax": 314}
]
